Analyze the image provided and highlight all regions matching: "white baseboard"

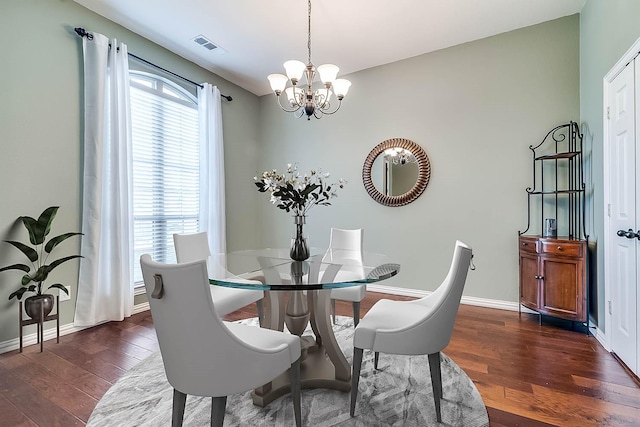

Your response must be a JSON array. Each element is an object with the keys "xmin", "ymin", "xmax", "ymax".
[
  {"xmin": 1, "ymin": 288, "xmax": 606, "ymax": 354},
  {"xmin": 367, "ymin": 283, "xmax": 533, "ymax": 313},
  {"xmin": 591, "ymin": 324, "xmax": 609, "ymax": 351},
  {"xmin": 0, "ymin": 322, "xmax": 91, "ymax": 355},
  {"xmin": 133, "ymin": 301, "xmax": 150, "ymax": 315},
  {"xmin": 0, "ymin": 302, "xmax": 152, "ymax": 355}
]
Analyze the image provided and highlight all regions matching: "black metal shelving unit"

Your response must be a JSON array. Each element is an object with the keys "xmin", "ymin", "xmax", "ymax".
[{"xmin": 519, "ymin": 121, "xmax": 588, "ymax": 240}]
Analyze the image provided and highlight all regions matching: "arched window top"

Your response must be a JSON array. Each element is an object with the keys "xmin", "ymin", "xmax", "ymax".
[{"xmin": 130, "ymin": 70, "xmax": 197, "ymax": 107}]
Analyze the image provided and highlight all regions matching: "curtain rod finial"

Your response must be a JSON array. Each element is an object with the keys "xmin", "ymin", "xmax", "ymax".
[{"xmin": 75, "ymin": 27, "xmax": 93, "ymax": 40}]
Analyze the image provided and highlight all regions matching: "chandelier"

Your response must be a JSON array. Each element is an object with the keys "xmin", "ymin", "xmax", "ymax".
[
  {"xmin": 267, "ymin": 0, "xmax": 351, "ymax": 120},
  {"xmin": 384, "ymin": 148, "xmax": 418, "ymax": 166}
]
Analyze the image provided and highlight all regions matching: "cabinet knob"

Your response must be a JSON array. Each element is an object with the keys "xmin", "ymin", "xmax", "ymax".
[
  {"xmin": 534, "ymin": 275, "xmax": 544, "ymax": 280},
  {"xmin": 522, "ymin": 242, "xmax": 527, "ymax": 246},
  {"xmin": 557, "ymin": 246, "xmax": 562, "ymax": 250}
]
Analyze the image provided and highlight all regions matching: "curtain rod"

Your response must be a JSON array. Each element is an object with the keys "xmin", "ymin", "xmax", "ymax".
[{"xmin": 74, "ymin": 27, "xmax": 232, "ymax": 102}]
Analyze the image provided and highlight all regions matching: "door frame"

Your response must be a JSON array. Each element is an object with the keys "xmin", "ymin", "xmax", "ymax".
[{"xmin": 603, "ymin": 36, "xmax": 640, "ymax": 352}]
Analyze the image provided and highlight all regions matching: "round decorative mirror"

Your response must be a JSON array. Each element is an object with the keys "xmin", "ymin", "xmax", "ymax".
[{"xmin": 362, "ymin": 138, "xmax": 431, "ymax": 207}]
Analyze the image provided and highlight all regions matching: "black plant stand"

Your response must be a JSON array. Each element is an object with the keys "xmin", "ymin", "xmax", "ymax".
[{"xmin": 19, "ymin": 295, "xmax": 59, "ymax": 353}]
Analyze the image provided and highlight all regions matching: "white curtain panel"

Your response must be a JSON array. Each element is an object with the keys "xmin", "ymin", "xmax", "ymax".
[
  {"xmin": 75, "ymin": 32, "xmax": 134, "ymax": 327},
  {"xmin": 197, "ymin": 84, "xmax": 227, "ymax": 254}
]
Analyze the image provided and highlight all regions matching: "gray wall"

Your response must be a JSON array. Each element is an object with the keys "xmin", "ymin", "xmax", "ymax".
[
  {"xmin": 0, "ymin": 0, "xmax": 261, "ymax": 343},
  {"xmin": 579, "ymin": 0, "xmax": 640, "ymax": 329},
  {"xmin": 258, "ymin": 16, "xmax": 580, "ymax": 301},
  {"xmin": 10, "ymin": 1, "xmax": 632, "ymax": 345}
]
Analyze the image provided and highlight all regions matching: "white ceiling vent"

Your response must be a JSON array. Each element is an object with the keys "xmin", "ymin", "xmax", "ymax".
[{"xmin": 192, "ymin": 35, "xmax": 226, "ymax": 53}]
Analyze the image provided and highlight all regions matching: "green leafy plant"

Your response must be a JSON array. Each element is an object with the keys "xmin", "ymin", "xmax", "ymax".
[{"xmin": 0, "ymin": 206, "xmax": 82, "ymax": 300}]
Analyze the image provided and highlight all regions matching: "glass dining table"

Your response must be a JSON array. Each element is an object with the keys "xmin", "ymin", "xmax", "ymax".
[{"xmin": 207, "ymin": 248, "xmax": 400, "ymax": 407}]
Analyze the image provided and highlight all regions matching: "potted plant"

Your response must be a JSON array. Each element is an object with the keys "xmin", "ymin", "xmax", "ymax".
[{"xmin": 0, "ymin": 206, "xmax": 82, "ymax": 320}]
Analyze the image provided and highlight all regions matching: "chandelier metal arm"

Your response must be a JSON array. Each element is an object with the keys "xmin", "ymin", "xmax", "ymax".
[
  {"xmin": 274, "ymin": 94, "xmax": 303, "ymax": 113},
  {"xmin": 317, "ymin": 99, "xmax": 343, "ymax": 116}
]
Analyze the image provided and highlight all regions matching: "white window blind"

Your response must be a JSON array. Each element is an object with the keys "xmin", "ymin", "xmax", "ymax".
[{"xmin": 130, "ymin": 72, "xmax": 200, "ymax": 285}]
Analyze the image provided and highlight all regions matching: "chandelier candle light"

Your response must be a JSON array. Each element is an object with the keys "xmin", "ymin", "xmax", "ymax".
[
  {"xmin": 385, "ymin": 147, "xmax": 418, "ymax": 165},
  {"xmin": 267, "ymin": 0, "xmax": 351, "ymax": 120},
  {"xmin": 254, "ymin": 164, "xmax": 346, "ymax": 261}
]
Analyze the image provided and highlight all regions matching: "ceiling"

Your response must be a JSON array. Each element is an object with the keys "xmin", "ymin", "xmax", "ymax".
[{"xmin": 73, "ymin": 0, "xmax": 586, "ymax": 96}]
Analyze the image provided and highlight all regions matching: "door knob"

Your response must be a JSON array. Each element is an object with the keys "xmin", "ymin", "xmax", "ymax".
[{"xmin": 617, "ymin": 228, "xmax": 639, "ymax": 239}]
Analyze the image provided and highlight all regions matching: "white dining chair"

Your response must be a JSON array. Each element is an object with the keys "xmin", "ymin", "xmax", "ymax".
[
  {"xmin": 173, "ymin": 232, "xmax": 264, "ymax": 323},
  {"xmin": 322, "ymin": 228, "xmax": 365, "ymax": 326},
  {"xmin": 140, "ymin": 255, "xmax": 302, "ymax": 427},
  {"xmin": 350, "ymin": 240, "xmax": 473, "ymax": 423}
]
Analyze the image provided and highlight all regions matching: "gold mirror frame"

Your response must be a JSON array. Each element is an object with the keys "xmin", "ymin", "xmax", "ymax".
[{"xmin": 362, "ymin": 138, "xmax": 431, "ymax": 207}]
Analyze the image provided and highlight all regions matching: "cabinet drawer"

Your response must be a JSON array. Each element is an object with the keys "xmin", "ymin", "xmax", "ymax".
[
  {"xmin": 519, "ymin": 237, "xmax": 539, "ymax": 254},
  {"xmin": 540, "ymin": 241, "xmax": 583, "ymax": 257}
]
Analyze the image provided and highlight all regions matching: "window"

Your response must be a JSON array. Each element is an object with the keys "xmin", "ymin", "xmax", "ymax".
[{"xmin": 130, "ymin": 71, "xmax": 200, "ymax": 286}]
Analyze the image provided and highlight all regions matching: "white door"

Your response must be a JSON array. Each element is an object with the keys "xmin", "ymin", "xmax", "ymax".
[{"xmin": 608, "ymin": 60, "xmax": 638, "ymax": 373}]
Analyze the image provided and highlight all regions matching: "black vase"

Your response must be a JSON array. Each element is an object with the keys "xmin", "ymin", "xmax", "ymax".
[
  {"xmin": 290, "ymin": 215, "xmax": 310, "ymax": 261},
  {"xmin": 24, "ymin": 294, "xmax": 54, "ymax": 321}
]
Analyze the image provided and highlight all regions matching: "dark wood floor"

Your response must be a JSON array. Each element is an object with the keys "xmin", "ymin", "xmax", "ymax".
[{"xmin": 1, "ymin": 292, "xmax": 639, "ymax": 426}]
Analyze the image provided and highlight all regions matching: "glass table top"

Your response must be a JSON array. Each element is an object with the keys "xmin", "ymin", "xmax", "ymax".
[{"xmin": 207, "ymin": 248, "xmax": 400, "ymax": 291}]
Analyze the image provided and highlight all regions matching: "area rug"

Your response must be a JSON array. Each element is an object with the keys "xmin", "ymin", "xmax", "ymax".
[{"xmin": 87, "ymin": 317, "xmax": 488, "ymax": 426}]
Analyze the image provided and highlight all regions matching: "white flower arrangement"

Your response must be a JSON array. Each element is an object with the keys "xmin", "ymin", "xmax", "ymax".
[{"xmin": 254, "ymin": 163, "xmax": 346, "ymax": 216}]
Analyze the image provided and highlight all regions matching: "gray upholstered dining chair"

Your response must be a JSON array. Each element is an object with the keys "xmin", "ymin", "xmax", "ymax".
[
  {"xmin": 173, "ymin": 232, "xmax": 264, "ymax": 322},
  {"xmin": 350, "ymin": 240, "xmax": 473, "ymax": 423},
  {"xmin": 140, "ymin": 255, "xmax": 302, "ymax": 427},
  {"xmin": 322, "ymin": 228, "xmax": 365, "ymax": 326}
]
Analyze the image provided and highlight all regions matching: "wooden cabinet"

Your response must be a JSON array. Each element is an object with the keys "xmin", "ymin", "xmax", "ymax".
[
  {"xmin": 519, "ymin": 122, "xmax": 589, "ymax": 325},
  {"xmin": 519, "ymin": 237, "xmax": 540, "ymax": 310},
  {"xmin": 519, "ymin": 236, "xmax": 587, "ymax": 322}
]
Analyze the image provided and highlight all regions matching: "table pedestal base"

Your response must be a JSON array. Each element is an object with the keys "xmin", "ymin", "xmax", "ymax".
[
  {"xmin": 252, "ymin": 338, "xmax": 351, "ymax": 407},
  {"xmin": 254, "ymin": 288, "xmax": 351, "ymax": 407}
]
